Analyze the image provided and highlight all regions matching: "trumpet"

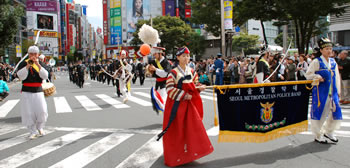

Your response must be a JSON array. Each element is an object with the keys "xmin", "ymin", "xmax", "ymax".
[{"xmin": 27, "ymin": 60, "xmax": 34, "ymax": 65}]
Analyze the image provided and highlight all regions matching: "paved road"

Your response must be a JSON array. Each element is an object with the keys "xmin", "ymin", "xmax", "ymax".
[{"xmin": 0, "ymin": 71, "xmax": 350, "ymax": 168}]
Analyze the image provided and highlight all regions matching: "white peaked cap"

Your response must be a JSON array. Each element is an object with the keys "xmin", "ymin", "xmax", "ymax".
[
  {"xmin": 28, "ymin": 46, "xmax": 39, "ymax": 54},
  {"xmin": 121, "ymin": 50, "xmax": 126, "ymax": 55}
]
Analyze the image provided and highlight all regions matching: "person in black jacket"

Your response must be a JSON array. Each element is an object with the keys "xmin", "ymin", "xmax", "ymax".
[
  {"xmin": 337, "ymin": 50, "xmax": 350, "ymax": 104},
  {"xmin": 137, "ymin": 58, "xmax": 146, "ymax": 85}
]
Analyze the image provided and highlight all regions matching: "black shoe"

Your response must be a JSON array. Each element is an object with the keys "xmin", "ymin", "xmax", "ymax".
[
  {"xmin": 324, "ymin": 134, "xmax": 339, "ymax": 143},
  {"xmin": 314, "ymin": 137, "xmax": 328, "ymax": 144}
]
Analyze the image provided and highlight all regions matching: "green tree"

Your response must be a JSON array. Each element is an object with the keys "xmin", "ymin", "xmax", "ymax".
[
  {"xmin": 131, "ymin": 16, "xmax": 194, "ymax": 58},
  {"xmin": 0, "ymin": 0, "xmax": 25, "ymax": 49},
  {"xmin": 233, "ymin": 0, "xmax": 350, "ymax": 54},
  {"xmin": 187, "ymin": 32, "xmax": 206, "ymax": 60},
  {"xmin": 191, "ymin": 0, "xmax": 221, "ymax": 37},
  {"xmin": 274, "ymin": 33, "xmax": 294, "ymax": 47},
  {"xmin": 232, "ymin": 33, "xmax": 260, "ymax": 55}
]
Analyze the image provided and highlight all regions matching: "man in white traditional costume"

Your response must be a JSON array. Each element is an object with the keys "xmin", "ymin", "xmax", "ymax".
[
  {"xmin": 17, "ymin": 46, "xmax": 49, "ymax": 140},
  {"xmin": 305, "ymin": 38, "xmax": 342, "ymax": 144},
  {"xmin": 114, "ymin": 50, "xmax": 133, "ymax": 103}
]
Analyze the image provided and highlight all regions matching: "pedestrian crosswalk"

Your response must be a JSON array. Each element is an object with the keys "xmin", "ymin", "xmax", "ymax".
[
  {"xmin": 0, "ymin": 125, "xmax": 163, "ymax": 168},
  {"xmin": 0, "ymin": 105, "xmax": 350, "ymax": 167},
  {"xmin": 0, "ymin": 90, "xmax": 217, "ymax": 118}
]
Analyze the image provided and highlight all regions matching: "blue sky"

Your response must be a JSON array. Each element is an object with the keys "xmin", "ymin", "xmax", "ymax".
[{"xmin": 74, "ymin": 0, "xmax": 103, "ymax": 29}]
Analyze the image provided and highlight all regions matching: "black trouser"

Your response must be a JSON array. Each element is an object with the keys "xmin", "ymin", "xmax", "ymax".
[
  {"xmin": 79, "ymin": 77, "xmax": 84, "ymax": 88},
  {"xmin": 107, "ymin": 75, "xmax": 111, "ymax": 85},
  {"xmin": 139, "ymin": 74, "xmax": 145, "ymax": 85},
  {"xmin": 115, "ymin": 79, "xmax": 121, "ymax": 96},
  {"xmin": 132, "ymin": 73, "xmax": 138, "ymax": 84},
  {"xmin": 0, "ymin": 92, "xmax": 9, "ymax": 100}
]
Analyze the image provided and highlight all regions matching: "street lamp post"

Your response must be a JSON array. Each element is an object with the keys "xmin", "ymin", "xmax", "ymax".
[{"xmin": 220, "ymin": 0, "xmax": 225, "ymax": 57}]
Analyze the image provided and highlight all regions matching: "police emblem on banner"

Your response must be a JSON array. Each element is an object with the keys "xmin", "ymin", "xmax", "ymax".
[{"xmin": 260, "ymin": 102, "xmax": 274, "ymax": 124}]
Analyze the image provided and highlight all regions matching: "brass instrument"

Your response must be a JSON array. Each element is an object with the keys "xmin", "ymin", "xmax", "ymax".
[{"xmin": 28, "ymin": 60, "xmax": 34, "ymax": 65}]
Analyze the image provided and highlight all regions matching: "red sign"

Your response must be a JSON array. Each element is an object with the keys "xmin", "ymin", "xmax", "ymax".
[
  {"xmin": 185, "ymin": 9, "xmax": 191, "ymax": 18},
  {"xmin": 103, "ymin": 0, "xmax": 108, "ymax": 44},
  {"xmin": 69, "ymin": 24, "xmax": 73, "ymax": 47}
]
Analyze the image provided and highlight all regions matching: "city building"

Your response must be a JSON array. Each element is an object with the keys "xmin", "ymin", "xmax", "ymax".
[
  {"xmin": 26, "ymin": 0, "xmax": 61, "ymax": 58},
  {"xmin": 330, "ymin": 3, "xmax": 350, "ymax": 51}
]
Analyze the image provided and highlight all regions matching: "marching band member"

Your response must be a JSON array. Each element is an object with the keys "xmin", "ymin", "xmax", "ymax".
[
  {"xmin": 148, "ymin": 46, "xmax": 171, "ymax": 102},
  {"xmin": 17, "ymin": 46, "xmax": 49, "ymax": 140},
  {"xmin": 159, "ymin": 47, "xmax": 213, "ymax": 167},
  {"xmin": 114, "ymin": 50, "xmax": 133, "ymax": 103},
  {"xmin": 305, "ymin": 38, "xmax": 342, "ymax": 144}
]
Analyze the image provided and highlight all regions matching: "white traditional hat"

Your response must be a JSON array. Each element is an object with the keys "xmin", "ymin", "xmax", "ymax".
[{"xmin": 28, "ymin": 46, "xmax": 39, "ymax": 54}]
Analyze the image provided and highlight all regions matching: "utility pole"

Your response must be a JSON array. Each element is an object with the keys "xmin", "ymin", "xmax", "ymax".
[
  {"xmin": 283, "ymin": 25, "xmax": 288, "ymax": 53},
  {"xmin": 220, "ymin": 0, "xmax": 225, "ymax": 56}
]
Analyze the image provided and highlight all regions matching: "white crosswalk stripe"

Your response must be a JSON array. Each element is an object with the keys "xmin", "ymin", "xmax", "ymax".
[
  {"xmin": 0, "ymin": 131, "xmax": 91, "ymax": 167},
  {"xmin": 49, "ymin": 132, "xmax": 133, "ymax": 168},
  {"xmin": 96, "ymin": 94, "xmax": 130, "ymax": 109},
  {"xmin": 54, "ymin": 97, "xmax": 72, "ymax": 113},
  {"xmin": 0, "ymin": 99, "xmax": 20, "ymax": 118},
  {"xmin": 115, "ymin": 135, "xmax": 163, "ymax": 168},
  {"xmin": 128, "ymin": 95, "xmax": 152, "ymax": 106},
  {"xmin": 0, "ymin": 127, "xmax": 22, "ymax": 136},
  {"xmin": 75, "ymin": 95, "xmax": 102, "ymax": 111},
  {"xmin": 133, "ymin": 92, "xmax": 151, "ymax": 98},
  {"xmin": 0, "ymin": 130, "xmax": 54, "ymax": 151}
]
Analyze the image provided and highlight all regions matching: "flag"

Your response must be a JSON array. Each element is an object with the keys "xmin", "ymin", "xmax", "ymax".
[
  {"xmin": 150, "ymin": 87, "xmax": 165, "ymax": 114},
  {"xmin": 216, "ymin": 81, "xmax": 312, "ymax": 143}
]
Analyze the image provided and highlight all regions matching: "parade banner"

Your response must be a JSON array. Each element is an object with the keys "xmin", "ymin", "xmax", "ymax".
[
  {"xmin": 215, "ymin": 81, "xmax": 312, "ymax": 143},
  {"xmin": 224, "ymin": 0, "xmax": 233, "ymax": 30}
]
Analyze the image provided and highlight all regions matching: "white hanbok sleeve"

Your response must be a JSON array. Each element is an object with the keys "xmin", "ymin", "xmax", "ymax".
[
  {"xmin": 39, "ymin": 67, "xmax": 49, "ymax": 80},
  {"xmin": 335, "ymin": 63, "xmax": 341, "ymax": 96},
  {"xmin": 155, "ymin": 69, "xmax": 168, "ymax": 78},
  {"xmin": 17, "ymin": 67, "xmax": 28, "ymax": 80},
  {"xmin": 305, "ymin": 59, "xmax": 322, "ymax": 80}
]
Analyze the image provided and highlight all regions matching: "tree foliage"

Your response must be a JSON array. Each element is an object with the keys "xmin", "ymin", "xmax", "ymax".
[
  {"xmin": 187, "ymin": 32, "xmax": 206, "ymax": 60},
  {"xmin": 233, "ymin": 0, "xmax": 350, "ymax": 54},
  {"xmin": 190, "ymin": 0, "xmax": 221, "ymax": 37},
  {"xmin": 274, "ymin": 33, "xmax": 294, "ymax": 47},
  {"xmin": 0, "ymin": 0, "xmax": 25, "ymax": 49},
  {"xmin": 232, "ymin": 33, "xmax": 260, "ymax": 55},
  {"xmin": 131, "ymin": 16, "xmax": 205, "ymax": 59}
]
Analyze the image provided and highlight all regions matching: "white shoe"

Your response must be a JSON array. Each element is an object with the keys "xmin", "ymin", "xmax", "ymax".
[
  {"xmin": 28, "ymin": 133, "xmax": 38, "ymax": 140},
  {"xmin": 38, "ymin": 129, "xmax": 45, "ymax": 137},
  {"xmin": 324, "ymin": 133, "xmax": 338, "ymax": 143},
  {"xmin": 123, "ymin": 97, "xmax": 128, "ymax": 104},
  {"xmin": 314, "ymin": 136, "xmax": 328, "ymax": 144}
]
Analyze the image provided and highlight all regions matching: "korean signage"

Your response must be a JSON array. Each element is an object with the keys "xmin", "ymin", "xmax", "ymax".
[
  {"xmin": 110, "ymin": 0, "xmax": 122, "ymax": 45},
  {"xmin": 103, "ymin": 0, "xmax": 108, "ymax": 44},
  {"xmin": 224, "ymin": 0, "xmax": 233, "ymax": 30},
  {"xmin": 26, "ymin": 0, "xmax": 58, "ymax": 13},
  {"xmin": 34, "ymin": 31, "xmax": 58, "ymax": 38}
]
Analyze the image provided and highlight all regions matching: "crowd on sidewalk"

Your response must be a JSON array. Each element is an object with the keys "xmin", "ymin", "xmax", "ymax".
[{"xmin": 191, "ymin": 50, "xmax": 349, "ymax": 104}]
